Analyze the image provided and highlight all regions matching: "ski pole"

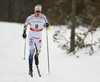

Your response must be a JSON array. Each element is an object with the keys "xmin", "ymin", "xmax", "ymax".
[
  {"xmin": 23, "ymin": 39, "xmax": 26, "ymax": 60},
  {"xmin": 46, "ymin": 28, "xmax": 50, "ymax": 73}
]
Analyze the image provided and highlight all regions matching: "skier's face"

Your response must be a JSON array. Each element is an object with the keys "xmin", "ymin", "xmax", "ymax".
[{"xmin": 35, "ymin": 11, "xmax": 41, "ymax": 17}]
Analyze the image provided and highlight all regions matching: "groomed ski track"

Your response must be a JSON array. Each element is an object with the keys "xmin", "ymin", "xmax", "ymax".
[{"xmin": 0, "ymin": 22, "xmax": 100, "ymax": 82}]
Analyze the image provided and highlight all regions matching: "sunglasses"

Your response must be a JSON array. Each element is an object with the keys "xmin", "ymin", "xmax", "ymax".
[{"xmin": 35, "ymin": 11, "xmax": 41, "ymax": 13}]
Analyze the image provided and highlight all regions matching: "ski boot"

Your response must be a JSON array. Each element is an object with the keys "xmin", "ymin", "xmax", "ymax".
[{"xmin": 29, "ymin": 68, "xmax": 33, "ymax": 77}]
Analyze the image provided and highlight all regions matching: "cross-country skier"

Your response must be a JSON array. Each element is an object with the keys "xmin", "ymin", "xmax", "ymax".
[{"xmin": 22, "ymin": 4, "xmax": 50, "ymax": 77}]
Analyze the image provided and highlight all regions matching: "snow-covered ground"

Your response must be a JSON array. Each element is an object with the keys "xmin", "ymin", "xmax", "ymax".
[{"xmin": 0, "ymin": 22, "xmax": 100, "ymax": 82}]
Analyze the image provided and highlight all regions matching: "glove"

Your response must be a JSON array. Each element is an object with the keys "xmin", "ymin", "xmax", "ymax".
[
  {"xmin": 45, "ymin": 23, "xmax": 51, "ymax": 30},
  {"xmin": 22, "ymin": 34, "xmax": 27, "ymax": 39},
  {"xmin": 47, "ymin": 26, "xmax": 51, "ymax": 30},
  {"xmin": 45, "ymin": 23, "xmax": 49, "ymax": 27}
]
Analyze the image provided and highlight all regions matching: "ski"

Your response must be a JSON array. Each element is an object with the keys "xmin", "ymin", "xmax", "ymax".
[{"xmin": 36, "ymin": 65, "xmax": 41, "ymax": 77}]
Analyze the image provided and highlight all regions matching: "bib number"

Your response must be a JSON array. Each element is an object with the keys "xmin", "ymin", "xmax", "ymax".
[{"xmin": 35, "ymin": 24, "xmax": 38, "ymax": 28}]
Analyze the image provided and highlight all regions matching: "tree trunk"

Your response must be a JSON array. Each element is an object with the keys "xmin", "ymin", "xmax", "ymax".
[{"xmin": 70, "ymin": 0, "xmax": 76, "ymax": 52}]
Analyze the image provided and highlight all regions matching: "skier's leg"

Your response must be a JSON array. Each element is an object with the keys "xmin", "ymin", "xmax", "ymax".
[
  {"xmin": 29, "ymin": 48, "xmax": 35, "ymax": 70},
  {"xmin": 34, "ymin": 39, "xmax": 42, "ymax": 65},
  {"xmin": 28, "ymin": 38, "xmax": 35, "ymax": 77}
]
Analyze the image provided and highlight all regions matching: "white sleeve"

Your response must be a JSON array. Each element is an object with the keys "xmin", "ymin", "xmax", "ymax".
[
  {"xmin": 43, "ymin": 15, "xmax": 48, "ymax": 23},
  {"xmin": 24, "ymin": 15, "xmax": 32, "ymax": 26}
]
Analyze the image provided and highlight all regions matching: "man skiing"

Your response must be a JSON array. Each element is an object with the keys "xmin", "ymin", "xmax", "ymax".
[{"xmin": 22, "ymin": 4, "xmax": 50, "ymax": 77}]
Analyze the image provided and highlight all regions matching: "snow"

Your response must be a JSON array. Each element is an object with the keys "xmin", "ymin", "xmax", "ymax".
[{"xmin": 0, "ymin": 22, "xmax": 100, "ymax": 82}]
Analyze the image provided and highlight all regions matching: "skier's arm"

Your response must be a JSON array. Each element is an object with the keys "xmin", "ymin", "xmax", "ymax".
[
  {"xmin": 22, "ymin": 16, "xmax": 31, "ymax": 39},
  {"xmin": 23, "ymin": 16, "xmax": 31, "ymax": 34},
  {"xmin": 43, "ymin": 15, "xmax": 51, "ymax": 30}
]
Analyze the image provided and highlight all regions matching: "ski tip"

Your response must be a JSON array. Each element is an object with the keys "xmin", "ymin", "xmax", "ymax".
[{"xmin": 23, "ymin": 58, "xmax": 25, "ymax": 60}]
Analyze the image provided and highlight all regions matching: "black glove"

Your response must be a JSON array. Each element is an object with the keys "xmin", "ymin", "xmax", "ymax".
[
  {"xmin": 22, "ymin": 34, "xmax": 27, "ymax": 39},
  {"xmin": 45, "ymin": 23, "xmax": 49, "ymax": 28}
]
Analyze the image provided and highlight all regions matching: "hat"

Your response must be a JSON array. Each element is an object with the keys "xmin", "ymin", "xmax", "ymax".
[{"xmin": 35, "ymin": 5, "xmax": 42, "ymax": 11}]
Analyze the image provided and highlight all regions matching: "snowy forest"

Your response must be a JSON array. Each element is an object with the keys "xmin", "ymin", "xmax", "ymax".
[{"xmin": 0, "ymin": 0, "xmax": 100, "ymax": 26}]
